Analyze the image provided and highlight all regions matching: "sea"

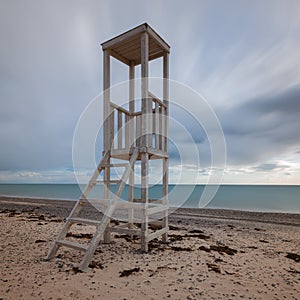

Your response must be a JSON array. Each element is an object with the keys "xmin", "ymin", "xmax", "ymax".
[{"xmin": 0, "ymin": 184, "xmax": 299, "ymax": 214}]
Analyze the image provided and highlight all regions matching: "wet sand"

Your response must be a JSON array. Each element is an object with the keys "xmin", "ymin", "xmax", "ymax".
[{"xmin": 0, "ymin": 196, "xmax": 299, "ymax": 299}]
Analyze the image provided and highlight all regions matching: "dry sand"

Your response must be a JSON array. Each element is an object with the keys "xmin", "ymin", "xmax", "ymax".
[{"xmin": 0, "ymin": 196, "xmax": 299, "ymax": 300}]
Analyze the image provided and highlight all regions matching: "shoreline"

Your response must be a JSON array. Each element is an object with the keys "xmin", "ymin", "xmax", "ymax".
[{"xmin": 1, "ymin": 196, "xmax": 299, "ymax": 226}]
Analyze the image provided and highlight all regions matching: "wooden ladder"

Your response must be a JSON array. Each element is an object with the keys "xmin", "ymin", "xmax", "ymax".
[{"xmin": 46, "ymin": 148, "xmax": 139, "ymax": 272}]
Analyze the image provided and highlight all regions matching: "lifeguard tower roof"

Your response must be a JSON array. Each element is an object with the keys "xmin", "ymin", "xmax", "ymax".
[{"xmin": 101, "ymin": 23, "xmax": 170, "ymax": 66}]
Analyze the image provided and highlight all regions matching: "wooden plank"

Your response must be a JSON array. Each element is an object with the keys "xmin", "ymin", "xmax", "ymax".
[
  {"xmin": 155, "ymin": 101, "xmax": 159, "ymax": 149},
  {"xmin": 136, "ymin": 115, "xmax": 141, "ymax": 147},
  {"xmin": 141, "ymin": 31, "xmax": 150, "ymax": 147},
  {"xmin": 110, "ymin": 149, "xmax": 130, "ymax": 160},
  {"xmin": 129, "ymin": 62, "xmax": 135, "ymax": 147},
  {"xmin": 163, "ymin": 53, "xmax": 169, "ymax": 153},
  {"xmin": 87, "ymin": 199, "xmax": 145, "ymax": 210},
  {"xmin": 148, "ymin": 147, "xmax": 168, "ymax": 158},
  {"xmin": 103, "ymin": 49, "xmax": 111, "ymax": 247},
  {"xmin": 103, "ymin": 163, "xmax": 128, "ymax": 168},
  {"xmin": 125, "ymin": 114, "xmax": 130, "ymax": 150},
  {"xmin": 108, "ymin": 227, "xmax": 141, "ymax": 236},
  {"xmin": 146, "ymin": 24, "xmax": 170, "ymax": 53},
  {"xmin": 101, "ymin": 24, "xmax": 145, "ymax": 50},
  {"xmin": 161, "ymin": 106, "xmax": 165, "ymax": 152},
  {"xmin": 67, "ymin": 218, "xmax": 101, "ymax": 226},
  {"xmin": 56, "ymin": 240, "xmax": 88, "ymax": 252},
  {"xmin": 145, "ymin": 227, "xmax": 168, "ymax": 243},
  {"xmin": 118, "ymin": 110, "xmax": 122, "ymax": 149},
  {"xmin": 148, "ymin": 51, "xmax": 165, "ymax": 63},
  {"xmin": 149, "ymin": 91, "xmax": 167, "ymax": 108},
  {"xmin": 128, "ymin": 61, "xmax": 135, "ymax": 228},
  {"xmin": 103, "ymin": 50, "xmax": 110, "ymax": 151},
  {"xmin": 141, "ymin": 152, "xmax": 149, "ymax": 252},
  {"xmin": 107, "ymin": 48, "xmax": 130, "ymax": 65},
  {"xmin": 110, "ymin": 106, "xmax": 114, "ymax": 150},
  {"xmin": 132, "ymin": 111, "xmax": 142, "ymax": 117},
  {"xmin": 162, "ymin": 53, "xmax": 169, "ymax": 243},
  {"xmin": 113, "ymin": 35, "xmax": 141, "ymax": 54},
  {"xmin": 141, "ymin": 153, "xmax": 149, "ymax": 204},
  {"xmin": 159, "ymin": 106, "xmax": 163, "ymax": 150},
  {"xmin": 96, "ymin": 179, "xmax": 120, "ymax": 184},
  {"xmin": 162, "ymin": 158, "xmax": 169, "ymax": 243},
  {"xmin": 110, "ymin": 102, "xmax": 130, "ymax": 115}
]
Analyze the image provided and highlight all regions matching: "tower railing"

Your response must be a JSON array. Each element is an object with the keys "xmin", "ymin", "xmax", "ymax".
[{"xmin": 109, "ymin": 91, "xmax": 167, "ymax": 153}]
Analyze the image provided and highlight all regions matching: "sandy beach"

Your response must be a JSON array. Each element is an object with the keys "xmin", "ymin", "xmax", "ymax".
[{"xmin": 0, "ymin": 196, "xmax": 299, "ymax": 300}]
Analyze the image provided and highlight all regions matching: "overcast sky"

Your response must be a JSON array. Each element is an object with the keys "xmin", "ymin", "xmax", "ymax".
[{"xmin": 1, "ymin": 0, "xmax": 300, "ymax": 184}]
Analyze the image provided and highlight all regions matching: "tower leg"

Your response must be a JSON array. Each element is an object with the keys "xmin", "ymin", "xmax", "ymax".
[
  {"xmin": 141, "ymin": 152, "xmax": 149, "ymax": 252},
  {"xmin": 162, "ymin": 157, "xmax": 168, "ymax": 243}
]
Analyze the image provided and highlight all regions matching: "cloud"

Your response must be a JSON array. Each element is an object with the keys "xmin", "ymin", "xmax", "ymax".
[
  {"xmin": 218, "ymin": 84, "xmax": 300, "ymax": 166},
  {"xmin": 19, "ymin": 172, "xmax": 41, "ymax": 177},
  {"xmin": 253, "ymin": 163, "xmax": 290, "ymax": 172},
  {"xmin": 0, "ymin": 1, "xmax": 300, "ymax": 184}
]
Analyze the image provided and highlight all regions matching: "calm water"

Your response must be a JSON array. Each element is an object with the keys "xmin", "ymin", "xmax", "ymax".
[{"xmin": 0, "ymin": 184, "xmax": 299, "ymax": 214}]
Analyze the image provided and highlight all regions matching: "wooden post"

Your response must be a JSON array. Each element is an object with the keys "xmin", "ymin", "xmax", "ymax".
[
  {"xmin": 155, "ymin": 101, "xmax": 159, "ymax": 149},
  {"xmin": 141, "ymin": 31, "xmax": 149, "ymax": 251},
  {"xmin": 103, "ymin": 50, "xmax": 111, "ymax": 243},
  {"xmin": 141, "ymin": 152, "xmax": 149, "ymax": 251},
  {"xmin": 103, "ymin": 50, "xmax": 110, "ymax": 152},
  {"xmin": 129, "ymin": 62, "xmax": 135, "ymax": 148},
  {"xmin": 117, "ymin": 110, "xmax": 122, "ymax": 149},
  {"xmin": 128, "ymin": 62, "xmax": 135, "ymax": 228},
  {"xmin": 162, "ymin": 53, "xmax": 169, "ymax": 243},
  {"xmin": 141, "ymin": 31, "xmax": 150, "ymax": 147}
]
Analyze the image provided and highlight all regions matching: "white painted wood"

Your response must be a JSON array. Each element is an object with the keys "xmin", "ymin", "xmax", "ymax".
[
  {"xmin": 141, "ymin": 152, "xmax": 149, "ymax": 252},
  {"xmin": 103, "ymin": 51, "xmax": 110, "ymax": 151},
  {"xmin": 147, "ymin": 25, "xmax": 170, "ymax": 53},
  {"xmin": 101, "ymin": 24, "xmax": 145, "ymax": 51},
  {"xmin": 125, "ymin": 114, "xmax": 130, "ymax": 150},
  {"xmin": 146, "ymin": 227, "xmax": 168, "ymax": 243},
  {"xmin": 56, "ymin": 240, "xmax": 88, "ymax": 252},
  {"xmin": 103, "ymin": 49, "xmax": 111, "ymax": 244},
  {"xmin": 110, "ymin": 102, "xmax": 130, "ymax": 115},
  {"xmin": 162, "ymin": 53, "xmax": 169, "ymax": 243},
  {"xmin": 108, "ymin": 227, "xmax": 141, "ymax": 236},
  {"xmin": 67, "ymin": 218, "xmax": 101, "ymax": 226},
  {"xmin": 107, "ymin": 48, "xmax": 130, "ymax": 65},
  {"xmin": 79, "ymin": 148, "xmax": 139, "ymax": 271},
  {"xmin": 118, "ymin": 110, "xmax": 122, "ymax": 149},
  {"xmin": 141, "ymin": 31, "xmax": 150, "ymax": 147},
  {"xmin": 155, "ymin": 101, "xmax": 159, "ymax": 149},
  {"xmin": 128, "ymin": 63, "xmax": 135, "ymax": 228},
  {"xmin": 136, "ymin": 115, "xmax": 141, "ymax": 147},
  {"xmin": 149, "ymin": 91, "xmax": 167, "ymax": 108},
  {"xmin": 163, "ymin": 53, "xmax": 169, "ymax": 153},
  {"xmin": 159, "ymin": 106, "xmax": 163, "ymax": 150},
  {"xmin": 48, "ymin": 25, "xmax": 170, "ymax": 269}
]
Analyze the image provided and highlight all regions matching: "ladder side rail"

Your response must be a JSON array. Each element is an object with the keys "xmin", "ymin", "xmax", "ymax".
[
  {"xmin": 79, "ymin": 148, "xmax": 139, "ymax": 271},
  {"xmin": 46, "ymin": 151, "xmax": 110, "ymax": 260}
]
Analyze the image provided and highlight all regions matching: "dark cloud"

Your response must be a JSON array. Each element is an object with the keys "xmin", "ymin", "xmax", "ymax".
[
  {"xmin": 219, "ymin": 84, "xmax": 300, "ymax": 165},
  {"xmin": 253, "ymin": 162, "xmax": 289, "ymax": 171}
]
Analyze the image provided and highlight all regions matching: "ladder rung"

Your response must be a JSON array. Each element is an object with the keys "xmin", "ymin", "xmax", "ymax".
[
  {"xmin": 56, "ymin": 240, "xmax": 88, "ymax": 252},
  {"xmin": 67, "ymin": 217, "xmax": 101, "ymax": 226},
  {"xmin": 103, "ymin": 163, "xmax": 128, "ymax": 168},
  {"xmin": 95, "ymin": 180, "xmax": 121, "ymax": 184}
]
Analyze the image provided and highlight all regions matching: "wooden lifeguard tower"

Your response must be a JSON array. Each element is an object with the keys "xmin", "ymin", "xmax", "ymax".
[{"xmin": 47, "ymin": 23, "xmax": 170, "ymax": 272}]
